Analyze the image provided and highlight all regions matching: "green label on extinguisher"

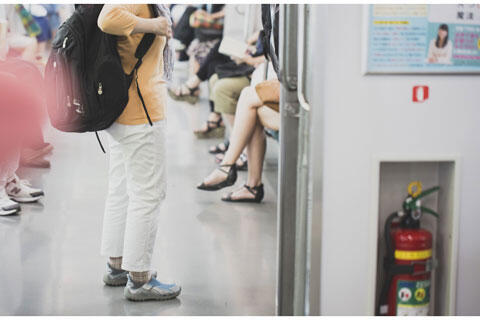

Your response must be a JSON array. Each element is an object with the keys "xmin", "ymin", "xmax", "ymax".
[{"xmin": 396, "ymin": 280, "xmax": 430, "ymax": 316}]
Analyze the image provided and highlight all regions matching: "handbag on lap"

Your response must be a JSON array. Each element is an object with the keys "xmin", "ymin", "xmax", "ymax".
[{"xmin": 255, "ymin": 79, "xmax": 280, "ymax": 112}]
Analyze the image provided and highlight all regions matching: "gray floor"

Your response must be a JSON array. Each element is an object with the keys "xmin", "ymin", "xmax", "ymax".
[{"xmin": 0, "ymin": 66, "xmax": 279, "ymax": 316}]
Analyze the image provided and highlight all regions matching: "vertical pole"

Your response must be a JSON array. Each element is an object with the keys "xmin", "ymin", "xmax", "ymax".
[
  {"xmin": 276, "ymin": 4, "xmax": 300, "ymax": 316},
  {"xmin": 293, "ymin": 4, "xmax": 311, "ymax": 315}
]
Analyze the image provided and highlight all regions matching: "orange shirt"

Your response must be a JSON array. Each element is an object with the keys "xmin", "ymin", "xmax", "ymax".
[{"xmin": 98, "ymin": 4, "xmax": 167, "ymax": 125}]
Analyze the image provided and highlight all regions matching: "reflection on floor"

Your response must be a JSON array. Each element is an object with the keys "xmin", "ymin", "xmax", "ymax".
[{"xmin": 0, "ymin": 65, "xmax": 278, "ymax": 316}]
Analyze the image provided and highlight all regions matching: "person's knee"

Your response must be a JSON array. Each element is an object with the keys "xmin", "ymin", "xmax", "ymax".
[
  {"xmin": 129, "ymin": 192, "xmax": 163, "ymax": 209},
  {"xmin": 238, "ymin": 86, "xmax": 259, "ymax": 106},
  {"xmin": 213, "ymin": 79, "xmax": 232, "ymax": 101},
  {"xmin": 129, "ymin": 180, "xmax": 166, "ymax": 206},
  {"xmin": 257, "ymin": 106, "xmax": 280, "ymax": 131}
]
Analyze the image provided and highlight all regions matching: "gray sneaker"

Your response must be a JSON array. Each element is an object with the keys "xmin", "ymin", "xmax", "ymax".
[
  {"xmin": 124, "ymin": 274, "xmax": 181, "ymax": 301},
  {"xmin": 103, "ymin": 264, "xmax": 159, "ymax": 287},
  {"xmin": 103, "ymin": 263, "xmax": 129, "ymax": 286}
]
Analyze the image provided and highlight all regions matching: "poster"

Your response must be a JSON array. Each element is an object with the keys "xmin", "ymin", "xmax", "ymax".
[{"xmin": 365, "ymin": 4, "xmax": 480, "ymax": 73}]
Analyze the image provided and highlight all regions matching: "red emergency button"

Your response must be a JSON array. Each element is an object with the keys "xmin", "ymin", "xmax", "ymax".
[{"xmin": 413, "ymin": 86, "xmax": 429, "ymax": 103}]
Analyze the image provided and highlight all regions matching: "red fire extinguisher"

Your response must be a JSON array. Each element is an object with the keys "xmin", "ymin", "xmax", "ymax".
[{"xmin": 377, "ymin": 182, "xmax": 440, "ymax": 316}]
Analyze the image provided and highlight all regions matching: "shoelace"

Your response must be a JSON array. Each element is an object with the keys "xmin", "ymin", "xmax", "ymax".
[
  {"xmin": 7, "ymin": 175, "xmax": 32, "ymax": 188},
  {"xmin": 5, "ymin": 176, "xmax": 33, "ymax": 195}
]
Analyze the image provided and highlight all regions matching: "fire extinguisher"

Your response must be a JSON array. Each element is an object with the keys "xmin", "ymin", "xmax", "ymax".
[{"xmin": 377, "ymin": 181, "xmax": 440, "ymax": 316}]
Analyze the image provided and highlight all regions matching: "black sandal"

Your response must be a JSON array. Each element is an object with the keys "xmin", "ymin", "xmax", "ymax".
[
  {"xmin": 167, "ymin": 84, "xmax": 200, "ymax": 105},
  {"xmin": 215, "ymin": 152, "xmax": 247, "ymax": 171},
  {"xmin": 209, "ymin": 140, "xmax": 230, "ymax": 154},
  {"xmin": 236, "ymin": 153, "xmax": 248, "ymax": 171},
  {"xmin": 222, "ymin": 184, "xmax": 264, "ymax": 203},
  {"xmin": 197, "ymin": 164, "xmax": 238, "ymax": 191},
  {"xmin": 194, "ymin": 118, "xmax": 225, "ymax": 139}
]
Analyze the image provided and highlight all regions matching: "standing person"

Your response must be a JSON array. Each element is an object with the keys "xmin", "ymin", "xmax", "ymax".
[
  {"xmin": 97, "ymin": 4, "xmax": 181, "ymax": 301},
  {"xmin": 0, "ymin": 69, "xmax": 45, "ymax": 215}
]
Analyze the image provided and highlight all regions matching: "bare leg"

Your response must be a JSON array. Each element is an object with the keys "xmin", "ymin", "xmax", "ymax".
[
  {"xmin": 222, "ymin": 86, "xmax": 262, "ymax": 165},
  {"xmin": 208, "ymin": 113, "xmax": 235, "ymax": 154},
  {"xmin": 199, "ymin": 86, "xmax": 262, "ymax": 186},
  {"xmin": 222, "ymin": 122, "xmax": 266, "ymax": 200},
  {"xmin": 245, "ymin": 121, "xmax": 266, "ymax": 187},
  {"xmin": 189, "ymin": 56, "xmax": 200, "ymax": 76},
  {"xmin": 222, "ymin": 113, "xmax": 235, "ymax": 128}
]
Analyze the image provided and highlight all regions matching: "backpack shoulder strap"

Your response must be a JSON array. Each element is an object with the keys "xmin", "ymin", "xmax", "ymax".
[
  {"xmin": 128, "ymin": 4, "xmax": 160, "ymax": 76},
  {"xmin": 128, "ymin": 5, "xmax": 161, "ymax": 127}
]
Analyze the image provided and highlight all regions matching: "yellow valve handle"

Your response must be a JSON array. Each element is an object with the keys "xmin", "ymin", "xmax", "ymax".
[{"xmin": 408, "ymin": 181, "xmax": 423, "ymax": 198}]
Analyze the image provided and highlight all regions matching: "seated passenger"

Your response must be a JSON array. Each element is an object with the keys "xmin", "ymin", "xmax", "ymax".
[
  {"xmin": 185, "ymin": 4, "xmax": 225, "ymax": 76},
  {"xmin": 196, "ymin": 4, "xmax": 280, "ymax": 203},
  {"xmin": 196, "ymin": 77, "xmax": 279, "ymax": 203},
  {"xmin": 207, "ymin": 31, "xmax": 265, "ymax": 163},
  {"xmin": 172, "ymin": 5, "xmax": 200, "ymax": 62},
  {"xmin": 169, "ymin": 30, "xmax": 263, "ymax": 139}
]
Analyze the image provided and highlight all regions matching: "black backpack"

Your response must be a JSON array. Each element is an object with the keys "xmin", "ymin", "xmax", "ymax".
[{"xmin": 45, "ymin": 4, "xmax": 157, "ymax": 138}]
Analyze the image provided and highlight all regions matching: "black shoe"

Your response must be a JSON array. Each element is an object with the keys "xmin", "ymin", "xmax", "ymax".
[
  {"xmin": 236, "ymin": 153, "xmax": 248, "ymax": 171},
  {"xmin": 178, "ymin": 49, "xmax": 189, "ymax": 62},
  {"xmin": 222, "ymin": 184, "xmax": 264, "ymax": 203},
  {"xmin": 209, "ymin": 140, "xmax": 229, "ymax": 154},
  {"xmin": 197, "ymin": 164, "xmax": 237, "ymax": 191}
]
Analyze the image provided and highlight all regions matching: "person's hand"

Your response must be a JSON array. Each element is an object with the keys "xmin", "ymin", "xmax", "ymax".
[
  {"xmin": 152, "ymin": 17, "xmax": 172, "ymax": 38},
  {"xmin": 232, "ymin": 54, "xmax": 250, "ymax": 65},
  {"xmin": 166, "ymin": 27, "xmax": 173, "ymax": 39},
  {"xmin": 246, "ymin": 45, "xmax": 257, "ymax": 55},
  {"xmin": 241, "ymin": 53, "xmax": 254, "ymax": 66}
]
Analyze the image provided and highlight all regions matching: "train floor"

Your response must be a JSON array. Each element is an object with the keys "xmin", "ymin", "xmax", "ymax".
[{"xmin": 0, "ymin": 65, "xmax": 279, "ymax": 316}]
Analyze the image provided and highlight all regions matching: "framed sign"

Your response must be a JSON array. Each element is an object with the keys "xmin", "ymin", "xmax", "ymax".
[{"xmin": 363, "ymin": 4, "xmax": 480, "ymax": 74}]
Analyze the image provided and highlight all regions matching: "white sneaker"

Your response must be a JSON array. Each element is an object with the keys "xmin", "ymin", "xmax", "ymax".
[
  {"xmin": 5, "ymin": 175, "xmax": 44, "ymax": 203},
  {"xmin": 0, "ymin": 187, "xmax": 20, "ymax": 215}
]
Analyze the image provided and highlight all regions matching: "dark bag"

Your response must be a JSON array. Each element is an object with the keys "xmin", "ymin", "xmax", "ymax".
[
  {"xmin": 194, "ymin": 28, "xmax": 223, "ymax": 42},
  {"xmin": 216, "ymin": 61, "xmax": 255, "ymax": 79},
  {"xmin": 45, "ymin": 4, "xmax": 158, "ymax": 134},
  {"xmin": 173, "ymin": 6, "xmax": 197, "ymax": 46}
]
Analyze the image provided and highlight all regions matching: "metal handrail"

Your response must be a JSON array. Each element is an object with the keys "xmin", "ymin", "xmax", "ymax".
[
  {"xmin": 297, "ymin": 5, "xmax": 311, "ymax": 111},
  {"xmin": 281, "ymin": 5, "xmax": 297, "ymax": 91}
]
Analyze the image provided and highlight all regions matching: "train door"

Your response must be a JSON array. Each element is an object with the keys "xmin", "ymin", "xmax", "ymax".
[
  {"xmin": 276, "ymin": 4, "xmax": 326, "ymax": 316},
  {"xmin": 278, "ymin": 3, "xmax": 480, "ymax": 316}
]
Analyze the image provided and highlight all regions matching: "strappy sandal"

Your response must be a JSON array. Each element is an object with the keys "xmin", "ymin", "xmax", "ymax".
[
  {"xmin": 197, "ymin": 164, "xmax": 238, "ymax": 191},
  {"xmin": 167, "ymin": 84, "xmax": 200, "ymax": 105},
  {"xmin": 236, "ymin": 153, "xmax": 248, "ymax": 171},
  {"xmin": 222, "ymin": 184, "xmax": 264, "ymax": 203},
  {"xmin": 215, "ymin": 152, "xmax": 247, "ymax": 171},
  {"xmin": 194, "ymin": 118, "xmax": 225, "ymax": 139},
  {"xmin": 209, "ymin": 140, "xmax": 230, "ymax": 154}
]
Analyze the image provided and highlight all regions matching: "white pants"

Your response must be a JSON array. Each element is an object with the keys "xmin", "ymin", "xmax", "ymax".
[{"xmin": 101, "ymin": 120, "xmax": 167, "ymax": 272}]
